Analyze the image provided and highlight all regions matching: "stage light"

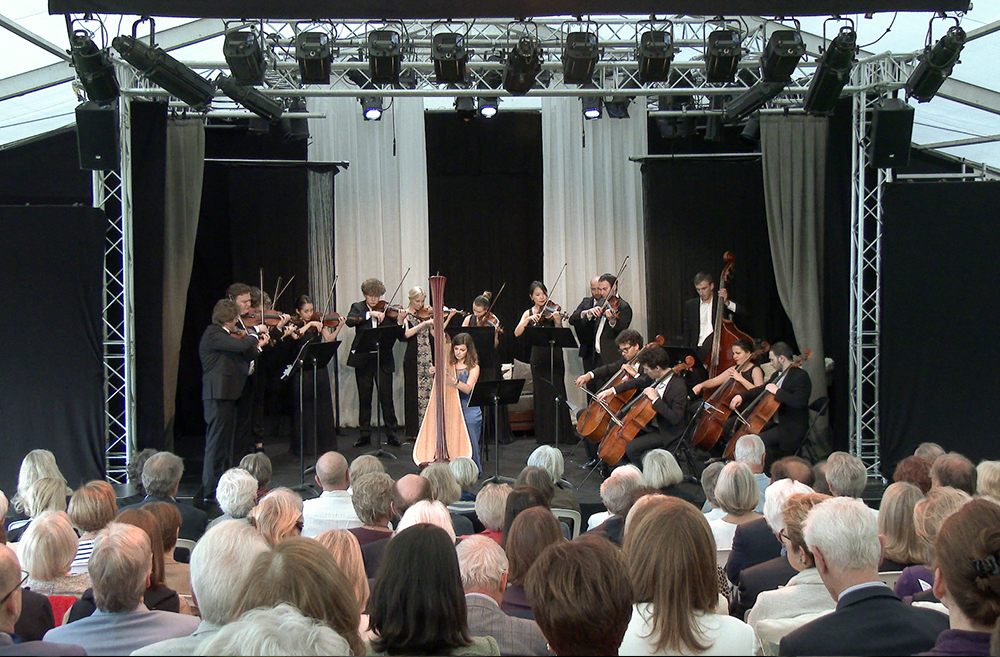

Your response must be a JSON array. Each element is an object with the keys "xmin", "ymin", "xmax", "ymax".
[
  {"xmin": 361, "ymin": 97, "xmax": 383, "ymax": 121},
  {"xmin": 215, "ymin": 73, "xmax": 284, "ymax": 121},
  {"xmin": 70, "ymin": 31, "xmax": 119, "ymax": 107},
  {"xmin": 112, "ymin": 34, "xmax": 214, "ymax": 110},
  {"xmin": 223, "ymin": 30, "xmax": 265, "ymax": 85},
  {"xmin": 905, "ymin": 25, "xmax": 966, "ymax": 103},
  {"xmin": 284, "ymin": 97, "xmax": 309, "ymax": 140},
  {"xmin": 503, "ymin": 36, "xmax": 542, "ymax": 96},
  {"xmin": 368, "ymin": 30, "xmax": 401, "ymax": 84},
  {"xmin": 761, "ymin": 30, "xmax": 805, "ymax": 82},
  {"xmin": 705, "ymin": 29, "xmax": 742, "ymax": 83},
  {"xmin": 723, "ymin": 80, "xmax": 787, "ymax": 122},
  {"xmin": 637, "ymin": 30, "xmax": 673, "ymax": 82},
  {"xmin": 478, "ymin": 97, "xmax": 498, "ymax": 118},
  {"xmin": 433, "ymin": 32, "xmax": 468, "ymax": 83},
  {"xmin": 605, "ymin": 97, "xmax": 631, "ymax": 119},
  {"xmin": 295, "ymin": 32, "xmax": 331, "ymax": 84},
  {"xmin": 454, "ymin": 96, "xmax": 476, "ymax": 119},
  {"xmin": 581, "ymin": 96, "xmax": 602, "ymax": 120},
  {"xmin": 562, "ymin": 31, "xmax": 599, "ymax": 85},
  {"xmin": 803, "ymin": 26, "xmax": 857, "ymax": 115}
]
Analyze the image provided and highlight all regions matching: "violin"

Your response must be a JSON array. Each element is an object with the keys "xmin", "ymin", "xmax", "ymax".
[
  {"xmin": 476, "ymin": 311, "xmax": 504, "ymax": 333},
  {"xmin": 372, "ymin": 299, "xmax": 406, "ymax": 319},
  {"xmin": 415, "ymin": 306, "xmax": 465, "ymax": 321},
  {"xmin": 540, "ymin": 299, "xmax": 568, "ymax": 320}
]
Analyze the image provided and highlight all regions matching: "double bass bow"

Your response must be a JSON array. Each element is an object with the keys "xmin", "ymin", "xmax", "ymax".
[
  {"xmin": 705, "ymin": 252, "xmax": 754, "ymax": 379},
  {"xmin": 690, "ymin": 341, "xmax": 769, "ymax": 452}
]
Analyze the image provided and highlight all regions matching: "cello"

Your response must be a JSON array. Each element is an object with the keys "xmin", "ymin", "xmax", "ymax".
[
  {"xmin": 705, "ymin": 252, "xmax": 754, "ymax": 380},
  {"xmin": 723, "ymin": 348, "xmax": 813, "ymax": 461},
  {"xmin": 412, "ymin": 275, "xmax": 473, "ymax": 467},
  {"xmin": 690, "ymin": 341, "xmax": 769, "ymax": 452},
  {"xmin": 576, "ymin": 335, "xmax": 665, "ymax": 442},
  {"xmin": 598, "ymin": 356, "xmax": 696, "ymax": 466}
]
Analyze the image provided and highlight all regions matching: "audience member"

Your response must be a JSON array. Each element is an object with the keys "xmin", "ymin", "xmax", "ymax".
[
  {"xmin": 422, "ymin": 463, "xmax": 474, "ymax": 535},
  {"xmin": 195, "ymin": 603, "xmax": 351, "ymax": 656},
  {"xmin": 894, "ymin": 455, "xmax": 934, "ymax": 494},
  {"xmin": 895, "ymin": 486, "xmax": 972, "ymax": 600},
  {"xmin": 368, "ymin": 524, "xmax": 500, "ymax": 655},
  {"xmin": 0, "ymin": 491, "xmax": 7, "ymax": 545},
  {"xmin": 825, "ymin": 452, "xmax": 870, "ymax": 502},
  {"xmin": 7, "ymin": 479, "xmax": 68, "ymax": 543},
  {"xmin": 391, "ymin": 474, "xmax": 433, "ymax": 520},
  {"xmin": 747, "ymin": 493, "xmax": 835, "ymax": 647},
  {"xmin": 527, "ymin": 446, "xmax": 580, "ymax": 513},
  {"xmin": 43, "ymin": 523, "xmax": 199, "ymax": 654},
  {"xmin": 0, "ymin": 521, "xmax": 54, "ymax": 644},
  {"xmin": 121, "ymin": 448, "xmax": 157, "ymax": 506},
  {"xmin": 931, "ymin": 453, "xmax": 978, "ymax": 496},
  {"xmin": 315, "ymin": 529, "xmax": 373, "ymax": 642},
  {"xmin": 641, "ymin": 449, "xmax": 706, "ymax": 509},
  {"xmin": 349, "ymin": 454, "xmax": 385, "ymax": 483},
  {"xmin": 10, "ymin": 450, "xmax": 71, "ymax": 520},
  {"xmin": 777, "ymin": 497, "xmax": 949, "ymax": 656},
  {"xmin": 145, "ymin": 502, "xmax": 191, "ymax": 598},
  {"xmin": 976, "ymin": 460, "xmax": 1000, "ymax": 499},
  {"xmin": 395, "ymin": 500, "xmax": 457, "ymax": 543},
  {"xmin": 585, "ymin": 465, "xmax": 643, "ymax": 545},
  {"xmin": 701, "ymin": 461, "xmax": 726, "ymax": 521},
  {"xmin": 450, "ymin": 457, "xmax": 481, "ymax": 503},
  {"xmin": 206, "ymin": 467, "xmax": 257, "ymax": 529},
  {"xmin": 473, "ymin": 483, "xmax": 511, "ymax": 544},
  {"xmin": 920, "ymin": 498, "xmax": 1000, "ymax": 656},
  {"xmin": 915, "ymin": 442, "xmax": 946, "ymax": 464},
  {"xmin": 621, "ymin": 496, "xmax": 757, "ymax": 655},
  {"xmin": 709, "ymin": 462, "xmax": 761, "ymax": 552},
  {"xmin": 500, "ymin": 487, "xmax": 548, "ymax": 547},
  {"xmin": 238, "ymin": 452, "xmax": 272, "ymax": 502},
  {"xmin": 20, "ymin": 511, "xmax": 88, "ymax": 596},
  {"xmin": 66, "ymin": 480, "xmax": 117, "ymax": 574},
  {"xmin": 812, "ymin": 460, "xmax": 831, "ymax": 495},
  {"xmin": 734, "ymin": 435, "xmax": 770, "ymax": 512},
  {"xmin": 247, "ymin": 488, "xmax": 304, "ymax": 546},
  {"xmin": 525, "ymin": 536, "xmax": 633, "ymax": 656},
  {"xmin": 120, "ymin": 452, "xmax": 208, "ymax": 541},
  {"xmin": 878, "ymin": 482, "xmax": 925, "ymax": 572},
  {"xmin": 514, "ymin": 467, "xmax": 556, "ymax": 508},
  {"xmin": 348, "ymin": 472, "xmax": 395, "ymax": 546},
  {"xmin": 301, "ymin": 451, "xmax": 362, "ymax": 537},
  {"xmin": 457, "ymin": 535, "xmax": 548, "ymax": 656},
  {"xmin": 502, "ymin": 506, "xmax": 565, "ymax": 619},
  {"xmin": 229, "ymin": 535, "xmax": 364, "ymax": 655},
  {"xmin": 132, "ymin": 521, "xmax": 269, "ymax": 655},
  {"xmin": 770, "ymin": 456, "xmax": 816, "ymax": 487}
]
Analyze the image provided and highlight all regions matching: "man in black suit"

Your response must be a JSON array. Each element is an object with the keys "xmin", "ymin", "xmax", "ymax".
[
  {"xmin": 682, "ymin": 271, "xmax": 742, "ymax": 361},
  {"xmin": 199, "ymin": 298, "xmax": 268, "ymax": 504},
  {"xmin": 345, "ymin": 278, "xmax": 400, "ymax": 447},
  {"xmin": 570, "ymin": 274, "xmax": 633, "ymax": 376},
  {"xmin": 778, "ymin": 497, "xmax": 948, "ymax": 656},
  {"xmin": 121, "ymin": 451, "xmax": 209, "ymax": 541},
  {"xmin": 731, "ymin": 342, "xmax": 812, "ymax": 471},
  {"xmin": 569, "ymin": 276, "xmax": 602, "ymax": 390}
]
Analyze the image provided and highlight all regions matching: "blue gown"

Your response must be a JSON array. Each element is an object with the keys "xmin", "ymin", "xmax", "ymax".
[{"xmin": 457, "ymin": 367, "xmax": 482, "ymax": 472}]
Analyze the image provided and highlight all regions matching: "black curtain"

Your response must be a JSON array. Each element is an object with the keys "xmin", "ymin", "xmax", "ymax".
[
  {"xmin": 0, "ymin": 206, "xmax": 106, "ymax": 492},
  {"xmin": 0, "ymin": 130, "xmax": 91, "ymax": 205},
  {"xmin": 880, "ymin": 180, "xmax": 1000, "ymax": 473},
  {"xmin": 426, "ymin": 112, "xmax": 544, "ymax": 364}
]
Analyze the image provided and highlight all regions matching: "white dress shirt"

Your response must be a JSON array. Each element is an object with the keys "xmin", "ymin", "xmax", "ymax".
[{"xmin": 301, "ymin": 489, "xmax": 363, "ymax": 537}]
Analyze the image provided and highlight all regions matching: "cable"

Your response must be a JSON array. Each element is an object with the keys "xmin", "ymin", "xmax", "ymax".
[
  {"xmin": 0, "ymin": 111, "xmax": 77, "ymax": 130},
  {"xmin": 858, "ymin": 12, "xmax": 897, "ymax": 49}
]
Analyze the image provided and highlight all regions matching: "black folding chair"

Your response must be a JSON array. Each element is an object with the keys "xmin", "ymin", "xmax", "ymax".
[{"xmin": 796, "ymin": 396, "xmax": 828, "ymax": 463}]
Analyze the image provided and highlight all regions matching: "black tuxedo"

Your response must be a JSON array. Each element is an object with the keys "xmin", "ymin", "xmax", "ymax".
[
  {"xmin": 730, "ymin": 555, "xmax": 797, "ymax": 621},
  {"xmin": 345, "ymin": 301, "xmax": 399, "ymax": 437},
  {"xmin": 199, "ymin": 324, "xmax": 259, "ymax": 498},
  {"xmin": 683, "ymin": 295, "xmax": 741, "ymax": 356},
  {"xmin": 725, "ymin": 515, "xmax": 783, "ymax": 584},
  {"xmin": 570, "ymin": 295, "xmax": 633, "ymax": 370},
  {"xmin": 739, "ymin": 366, "xmax": 812, "ymax": 466},
  {"xmin": 611, "ymin": 372, "xmax": 687, "ymax": 464},
  {"xmin": 569, "ymin": 295, "xmax": 602, "ymax": 366},
  {"xmin": 778, "ymin": 583, "xmax": 949, "ymax": 656}
]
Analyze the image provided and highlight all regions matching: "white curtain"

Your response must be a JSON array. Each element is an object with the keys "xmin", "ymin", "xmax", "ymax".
[
  {"xmin": 309, "ymin": 96, "xmax": 429, "ymax": 427},
  {"xmin": 541, "ymin": 96, "xmax": 648, "ymax": 411}
]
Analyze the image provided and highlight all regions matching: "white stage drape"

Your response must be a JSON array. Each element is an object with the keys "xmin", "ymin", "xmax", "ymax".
[
  {"xmin": 541, "ymin": 96, "xmax": 648, "ymax": 411},
  {"xmin": 309, "ymin": 97, "xmax": 429, "ymax": 427}
]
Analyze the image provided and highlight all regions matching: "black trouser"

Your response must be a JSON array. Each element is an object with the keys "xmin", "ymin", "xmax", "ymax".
[
  {"xmin": 202, "ymin": 397, "xmax": 237, "ymax": 498},
  {"xmin": 356, "ymin": 362, "xmax": 398, "ymax": 435}
]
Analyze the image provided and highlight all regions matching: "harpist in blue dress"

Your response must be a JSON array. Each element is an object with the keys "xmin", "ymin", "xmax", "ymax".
[{"xmin": 457, "ymin": 367, "xmax": 482, "ymax": 472}]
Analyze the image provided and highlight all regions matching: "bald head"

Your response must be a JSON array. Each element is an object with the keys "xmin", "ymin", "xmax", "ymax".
[
  {"xmin": 0, "ymin": 544, "xmax": 22, "ymax": 629},
  {"xmin": 771, "ymin": 456, "xmax": 816, "ymax": 487},
  {"xmin": 315, "ymin": 451, "xmax": 349, "ymax": 491},
  {"xmin": 392, "ymin": 474, "xmax": 432, "ymax": 517}
]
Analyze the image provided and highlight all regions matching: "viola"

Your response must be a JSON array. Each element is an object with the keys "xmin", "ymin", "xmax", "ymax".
[{"xmin": 690, "ymin": 342, "xmax": 770, "ymax": 452}]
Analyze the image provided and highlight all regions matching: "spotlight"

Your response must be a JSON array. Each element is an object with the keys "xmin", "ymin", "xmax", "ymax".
[
  {"xmin": 454, "ymin": 96, "xmax": 476, "ymax": 119},
  {"xmin": 503, "ymin": 36, "xmax": 542, "ymax": 96},
  {"xmin": 223, "ymin": 30, "xmax": 265, "ymax": 85},
  {"xmin": 905, "ymin": 25, "xmax": 966, "ymax": 103},
  {"xmin": 705, "ymin": 29, "xmax": 742, "ymax": 83},
  {"xmin": 112, "ymin": 35, "xmax": 214, "ymax": 110},
  {"xmin": 605, "ymin": 97, "xmax": 632, "ymax": 119},
  {"xmin": 637, "ymin": 30, "xmax": 673, "ymax": 82},
  {"xmin": 803, "ymin": 26, "xmax": 857, "ymax": 115},
  {"xmin": 368, "ymin": 30, "xmax": 401, "ymax": 84},
  {"xmin": 361, "ymin": 97, "xmax": 383, "ymax": 121},
  {"xmin": 581, "ymin": 96, "xmax": 602, "ymax": 120},
  {"xmin": 295, "ymin": 32, "xmax": 331, "ymax": 84},
  {"xmin": 723, "ymin": 80, "xmax": 787, "ymax": 122},
  {"xmin": 761, "ymin": 30, "xmax": 805, "ymax": 82},
  {"xmin": 284, "ymin": 97, "xmax": 309, "ymax": 140},
  {"xmin": 478, "ymin": 97, "xmax": 498, "ymax": 118},
  {"xmin": 70, "ymin": 31, "xmax": 119, "ymax": 107},
  {"xmin": 562, "ymin": 30, "xmax": 599, "ymax": 85},
  {"xmin": 432, "ymin": 32, "xmax": 468, "ymax": 83},
  {"xmin": 215, "ymin": 73, "xmax": 284, "ymax": 121}
]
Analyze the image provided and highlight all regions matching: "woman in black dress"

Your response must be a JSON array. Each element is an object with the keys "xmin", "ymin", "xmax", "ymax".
[
  {"xmin": 463, "ymin": 291, "xmax": 512, "ymax": 446},
  {"xmin": 287, "ymin": 294, "xmax": 342, "ymax": 454}
]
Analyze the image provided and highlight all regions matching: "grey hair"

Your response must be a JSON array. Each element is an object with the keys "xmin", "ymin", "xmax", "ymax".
[
  {"xmin": 701, "ymin": 462, "xmax": 725, "ymax": 507},
  {"xmin": 20, "ymin": 511, "xmax": 78, "ymax": 581},
  {"xmin": 715, "ymin": 462, "xmax": 760, "ymax": 516},
  {"xmin": 475, "ymin": 483, "xmax": 512, "ymax": 532},
  {"xmin": 803, "ymin": 497, "xmax": 882, "ymax": 572},
  {"xmin": 734, "ymin": 434, "xmax": 766, "ymax": 466},
  {"xmin": 395, "ymin": 500, "xmax": 456, "ymax": 543},
  {"xmin": 239, "ymin": 453, "xmax": 272, "ymax": 488},
  {"xmin": 826, "ymin": 452, "xmax": 868, "ymax": 498},
  {"xmin": 216, "ymin": 468, "xmax": 259, "ymax": 519},
  {"xmin": 914, "ymin": 442, "xmax": 945, "ymax": 463},
  {"xmin": 977, "ymin": 461, "xmax": 1000, "ymax": 498},
  {"xmin": 349, "ymin": 455, "xmax": 385, "ymax": 483},
  {"xmin": 763, "ymin": 479, "xmax": 815, "ymax": 533},
  {"xmin": 195, "ymin": 603, "xmax": 351, "ymax": 656},
  {"xmin": 449, "ymin": 457, "xmax": 480, "ymax": 491},
  {"xmin": 420, "ymin": 463, "xmax": 462, "ymax": 506},
  {"xmin": 13, "ymin": 450, "xmax": 69, "ymax": 514},
  {"xmin": 89, "ymin": 522, "xmax": 152, "ymax": 613},
  {"xmin": 600, "ymin": 465, "xmax": 643, "ymax": 516},
  {"xmin": 190, "ymin": 520, "xmax": 271, "ymax": 625},
  {"xmin": 0, "ymin": 489, "xmax": 7, "ymax": 521},
  {"xmin": 351, "ymin": 472, "xmax": 394, "ymax": 526},
  {"xmin": 527, "ymin": 445, "xmax": 565, "ymax": 484},
  {"xmin": 456, "ymin": 534, "xmax": 509, "ymax": 592},
  {"xmin": 141, "ymin": 452, "xmax": 184, "ymax": 498},
  {"xmin": 641, "ymin": 449, "xmax": 684, "ymax": 489}
]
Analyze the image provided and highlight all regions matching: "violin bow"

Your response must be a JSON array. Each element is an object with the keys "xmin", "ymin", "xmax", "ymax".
[
  {"xmin": 578, "ymin": 388, "xmax": 625, "ymax": 427},
  {"xmin": 548, "ymin": 262, "xmax": 568, "ymax": 301},
  {"xmin": 596, "ymin": 255, "xmax": 630, "ymax": 314},
  {"xmin": 321, "ymin": 275, "xmax": 339, "ymax": 318},
  {"xmin": 484, "ymin": 282, "xmax": 505, "ymax": 316},
  {"xmin": 385, "ymin": 268, "xmax": 410, "ymax": 308},
  {"xmin": 273, "ymin": 275, "xmax": 295, "ymax": 310}
]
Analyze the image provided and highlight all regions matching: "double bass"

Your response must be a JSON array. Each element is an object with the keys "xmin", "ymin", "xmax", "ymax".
[
  {"xmin": 690, "ymin": 341, "xmax": 769, "ymax": 452},
  {"xmin": 723, "ymin": 348, "xmax": 813, "ymax": 461},
  {"xmin": 705, "ymin": 252, "xmax": 754, "ymax": 379},
  {"xmin": 412, "ymin": 275, "xmax": 473, "ymax": 467}
]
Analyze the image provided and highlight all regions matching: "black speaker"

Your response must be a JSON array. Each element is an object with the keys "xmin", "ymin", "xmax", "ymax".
[
  {"xmin": 75, "ymin": 102, "xmax": 119, "ymax": 171},
  {"xmin": 868, "ymin": 98, "xmax": 914, "ymax": 169}
]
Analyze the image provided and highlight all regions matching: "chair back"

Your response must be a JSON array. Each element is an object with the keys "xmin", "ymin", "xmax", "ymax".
[
  {"xmin": 175, "ymin": 538, "xmax": 197, "ymax": 564},
  {"xmin": 879, "ymin": 570, "xmax": 903, "ymax": 589},
  {"xmin": 48, "ymin": 596, "xmax": 77, "ymax": 627},
  {"xmin": 716, "ymin": 549, "xmax": 732, "ymax": 568},
  {"xmin": 551, "ymin": 508, "xmax": 582, "ymax": 539}
]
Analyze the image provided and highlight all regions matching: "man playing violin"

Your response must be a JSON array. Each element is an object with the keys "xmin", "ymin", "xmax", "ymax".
[
  {"xmin": 729, "ymin": 342, "xmax": 811, "ymax": 471},
  {"xmin": 683, "ymin": 272, "xmax": 743, "ymax": 362},
  {"xmin": 345, "ymin": 278, "xmax": 401, "ymax": 447},
  {"xmin": 570, "ymin": 276, "xmax": 604, "ymax": 388},
  {"xmin": 571, "ymin": 274, "xmax": 634, "ymax": 381},
  {"xmin": 595, "ymin": 345, "xmax": 687, "ymax": 467}
]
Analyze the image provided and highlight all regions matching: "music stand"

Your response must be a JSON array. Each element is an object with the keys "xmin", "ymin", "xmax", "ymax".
[
  {"xmin": 352, "ymin": 324, "xmax": 403, "ymax": 459},
  {"xmin": 470, "ymin": 378, "xmax": 524, "ymax": 485},
  {"xmin": 522, "ymin": 326, "xmax": 578, "ymax": 445},
  {"xmin": 282, "ymin": 338, "xmax": 339, "ymax": 493}
]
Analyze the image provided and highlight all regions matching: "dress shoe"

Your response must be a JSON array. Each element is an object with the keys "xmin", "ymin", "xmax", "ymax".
[
  {"xmin": 353, "ymin": 436, "xmax": 371, "ymax": 447},
  {"xmin": 578, "ymin": 458, "xmax": 601, "ymax": 470},
  {"xmin": 386, "ymin": 435, "xmax": 401, "ymax": 447}
]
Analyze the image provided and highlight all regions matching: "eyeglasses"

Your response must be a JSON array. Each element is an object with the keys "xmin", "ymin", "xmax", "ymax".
[
  {"xmin": 0, "ymin": 571, "xmax": 29, "ymax": 605},
  {"xmin": 777, "ymin": 528, "xmax": 788, "ymax": 544},
  {"xmin": 619, "ymin": 347, "xmax": 633, "ymax": 354}
]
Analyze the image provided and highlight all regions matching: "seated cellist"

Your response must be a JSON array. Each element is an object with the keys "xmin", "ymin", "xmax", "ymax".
[
  {"xmin": 691, "ymin": 338, "xmax": 764, "ymax": 397},
  {"xmin": 595, "ymin": 345, "xmax": 687, "ymax": 466}
]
